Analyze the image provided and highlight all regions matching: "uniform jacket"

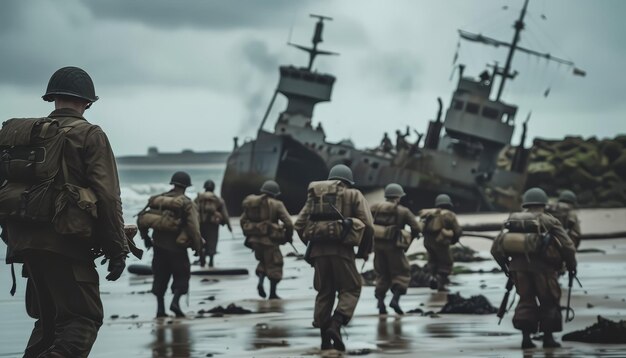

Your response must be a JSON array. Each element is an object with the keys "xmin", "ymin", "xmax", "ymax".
[
  {"xmin": 240, "ymin": 194, "xmax": 293, "ymax": 247},
  {"xmin": 295, "ymin": 182, "xmax": 374, "ymax": 260},
  {"xmin": 4, "ymin": 108, "xmax": 128, "ymax": 263}
]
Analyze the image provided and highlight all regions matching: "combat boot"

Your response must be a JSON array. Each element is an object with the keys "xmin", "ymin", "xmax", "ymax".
[
  {"xmin": 320, "ymin": 327, "xmax": 332, "ymax": 350},
  {"xmin": 377, "ymin": 297, "xmax": 387, "ymax": 315},
  {"xmin": 543, "ymin": 332, "xmax": 561, "ymax": 348},
  {"xmin": 156, "ymin": 295, "xmax": 167, "ymax": 318},
  {"xmin": 170, "ymin": 290, "xmax": 186, "ymax": 318},
  {"xmin": 257, "ymin": 274, "xmax": 267, "ymax": 298},
  {"xmin": 325, "ymin": 313, "xmax": 346, "ymax": 352},
  {"xmin": 208, "ymin": 255, "xmax": 214, "ymax": 268},
  {"xmin": 521, "ymin": 331, "xmax": 536, "ymax": 349},
  {"xmin": 429, "ymin": 276, "xmax": 438, "ymax": 290},
  {"xmin": 389, "ymin": 292, "xmax": 404, "ymax": 315},
  {"xmin": 437, "ymin": 274, "xmax": 449, "ymax": 292},
  {"xmin": 269, "ymin": 280, "xmax": 281, "ymax": 299}
]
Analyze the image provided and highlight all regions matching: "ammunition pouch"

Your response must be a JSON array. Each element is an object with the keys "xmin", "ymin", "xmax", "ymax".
[
  {"xmin": 268, "ymin": 223, "xmax": 287, "ymax": 244},
  {"xmin": 242, "ymin": 221, "xmax": 269, "ymax": 237},
  {"xmin": 52, "ymin": 183, "xmax": 98, "ymax": 238},
  {"xmin": 435, "ymin": 228, "xmax": 455, "ymax": 245},
  {"xmin": 0, "ymin": 180, "xmax": 56, "ymax": 223},
  {"xmin": 396, "ymin": 229, "xmax": 412, "ymax": 251},
  {"xmin": 175, "ymin": 230, "xmax": 191, "ymax": 248},
  {"xmin": 373, "ymin": 224, "xmax": 397, "ymax": 241},
  {"xmin": 303, "ymin": 220, "xmax": 343, "ymax": 242}
]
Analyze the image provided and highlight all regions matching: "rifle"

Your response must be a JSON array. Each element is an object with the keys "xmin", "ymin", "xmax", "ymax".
[
  {"xmin": 289, "ymin": 242, "xmax": 300, "ymax": 255},
  {"xmin": 565, "ymin": 271, "xmax": 583, "ymax": 322},
  {"xmin": 497, "ymin": 267, "xmax": 514, "ymax": 325}
]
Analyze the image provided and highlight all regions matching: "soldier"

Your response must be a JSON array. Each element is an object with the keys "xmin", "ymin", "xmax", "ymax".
[
  {"xmin": 491, "ymin": 188, "xmax": 577, "ymax": 349},
  {"xmin": 295, "ymin": 164, "xmax": 374, "ymax": 351},
  {"xmin": 240, "ymin": 180, "xmax": 293, "ymax": 299},
  {"xmin": 419, "ymin": 194, "xmax": 462, "ymax": 292},
  {"xmin": 0, "ymin": 67, "xmax": 129, "ymax": 358},
  {"xmin": 370, "ymin": 183, "xmax": 421, "ymax": 315},
  {"xmin": 139, "ymin": 171, "xmax": 204, "ymax": 318},
  {"xmin": 195, "ymin": 179, "xmax": 232, "ymax": 267},
  {"xmin": 548, "ymin": 190, "xmax": 582, "ymax": 249},
  {"xmin": 379, "ymin": 132, "xmax": 393, "ymax": 153},
  {"xmin": 395, "ymin": 128, "xmax": 410, "ymax": 152}
]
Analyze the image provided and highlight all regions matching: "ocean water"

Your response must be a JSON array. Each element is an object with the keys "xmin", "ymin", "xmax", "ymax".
[{"xmin": 118, "ymin": 164, "xmax": 226, "ymax": 222}]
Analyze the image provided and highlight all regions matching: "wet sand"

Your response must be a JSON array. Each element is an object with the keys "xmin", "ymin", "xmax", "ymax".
[{"xmin": 2, "ymin": 208, "xmax": 626, "ymax": 357}]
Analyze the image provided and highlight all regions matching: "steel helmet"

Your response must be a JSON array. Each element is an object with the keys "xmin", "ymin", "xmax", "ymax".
[
  {"xmin": 170, "ymin": 171, "xmax": 192, "ymax": 188},
  {"xmin": 435, "ymin": 194, "xmax": 453, "ymax": 209},
  {"xmin": 522, "ymin": 187, "xmax": 548, "ymax": 208},
  {"xmin": 558, "ymin": 190, "xmax": 577, "ymax": 205},
  {"xmin": 42, "ymin": 66, "xmax": 98, "ymax": 103},
  {"xmin": 260, "ymin": 180, "xmax": 281, "ymax": 197},
  {"xmin": 384, "ymin": 183, "xmax": 405, "ymax": 198},
  {"xmin": 203, "ymin": 180, "xmax": 216, "ymax": 191},
  {"xmin": 328, "ymin": 164, "xmax": 354, "ymax": 185}
]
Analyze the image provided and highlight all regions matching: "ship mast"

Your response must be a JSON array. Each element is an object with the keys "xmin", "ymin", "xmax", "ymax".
[
  {"xmin": 458, "ymin": 0, "xmax": 584, "ymax": 102},
  {"xmin": 288, "ymin": 14, "xmax": 339, "ymax": 70}
]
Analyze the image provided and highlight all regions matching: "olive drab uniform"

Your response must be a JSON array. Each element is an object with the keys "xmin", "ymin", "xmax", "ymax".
[
  {"xmin": 419, "ymin": 208, "xmax": 462, "ymax": 289},
  {"xmin": 240, "ymin": 194, "xmax": 293, "ymax": 283},
  {"xmin": 295, "ymin": 180, "xmax": 374, "ymax": 330},
  {"xmin": 491, "ymin": 210, "xmax": 577, "ymax": 334},
  {"xmin": 2, "ymin": 108, "xmax": 129, "ymax": 358},
  {"xmin": 371, "ymin": 201, "xmax": 421, "ymax": 300},
  {"xmin": 194, "ymin": 191, "xmax": 231, "ymax": 259},
  {"xmin": 138, "ymin": 191, "xmax": 202, "ymax": 300},
  {"xmin": 547, "ymin": 202, "xmax": 581, "ymax": 249}
]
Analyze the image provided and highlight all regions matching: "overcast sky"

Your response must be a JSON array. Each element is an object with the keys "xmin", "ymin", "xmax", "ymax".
[{"xmin": 1, "ymin": 0, "xmax": 624, "ymax": 156}]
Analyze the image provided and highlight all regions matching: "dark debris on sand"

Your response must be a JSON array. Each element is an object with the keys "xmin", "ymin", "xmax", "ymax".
[
  {"xmin": 563, "ymin": 316, "xmax": 626, "ymax": 343},
  {"xmin": 439, "ymin": 293, "xmax": 497, "ymax": 314},
  {"xmin": 406, "ymin": 246, "xmax": 488, "ymax": 263},
  {"xmin": 197, "ymin": 303, "xmax": 253, "ymax": 317},
  {"xmin": 362, "ymin": 264, "xmax": 432, "ymax": 288}
]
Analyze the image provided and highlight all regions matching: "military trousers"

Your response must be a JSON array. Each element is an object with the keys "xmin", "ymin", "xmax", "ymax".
[
  {"xmin": 22, "ymin": 250, "xmax": 103, "ymax": 358},
  {"xmin": 200, "ymin": 223, "xmax": 220, "ymax": 256},
  {"xmin": 373, "ymin": 242, "xmax": 410, "ymax": 298},
  {"xmin": 253, "ymin": 244, "xmax": 283, "ymax": 282},
  {"xmin": 152, "ymin": 246, "xmax": 191, "ymax": 296},
  {"xmin": 424, "ymin": 239, "xmax": 453, "ymax": 275},
  {"xmin": 511, "ymin": 270, "xmax": 562, "ymax": 333},
  {"xmin": 312, "ymin": 256, "xmax": 362, "ymax": 328}
]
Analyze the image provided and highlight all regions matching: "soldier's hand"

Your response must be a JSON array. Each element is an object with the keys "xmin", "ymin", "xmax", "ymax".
[
  {"xmin": 105, "ymin": 256, "xmax": 126, "ymax": 281},
  {"xmin": 141, "ymin": 233, "xmax": 152, "ymax": 250},
  {"xmin": 568, "ymin": 269, "xmax": 577, "ymax": 280}
]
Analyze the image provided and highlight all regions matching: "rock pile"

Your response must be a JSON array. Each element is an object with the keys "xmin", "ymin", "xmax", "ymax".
[{"xmin": 525, "ymin": 136, "xmax": 626, "ymax": 207}]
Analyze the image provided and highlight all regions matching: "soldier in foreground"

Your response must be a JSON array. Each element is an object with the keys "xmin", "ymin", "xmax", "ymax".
[
  {"xmin": 491, "ymin": 187, "xmax": 577, "ymax": 349},
  {"xmin": 548, "ymin": 190, "xmax": 582, "ymax": 249},
  {"xmin": 138, "ymin": 171, "xmax": 204, "ymax": 318},
  {"xmin": 419, "ymin": 194, "xmax": 462, "ymax": 292},
  {"xmin": 0, "ymin": 67, "xmax": 129, "ymax": 358},
  {"xmin": 370, "ymin": 183, "xmax": 421, "ymax": 315},
  {"xmin": 195, "ymin": 179, "xmax": 232, "ymax": 267},
  {"xmin": 295, "ymin": 164, "xmax": 374, "ymax": 351},
  {"xmin": 240, "ymin": 180, "xmax": 293, "ymax": 299}
]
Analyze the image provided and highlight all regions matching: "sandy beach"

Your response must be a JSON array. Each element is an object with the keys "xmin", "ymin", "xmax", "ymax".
[{"xmin": 2, "ymin": 208, "xmax": 626, "ymax": 358}]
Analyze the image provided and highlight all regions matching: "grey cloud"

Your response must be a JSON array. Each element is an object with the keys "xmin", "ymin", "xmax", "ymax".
[
  {"xmin": 362, "ymin": 53, "xmax": 421, "ymax": 96},
  {"xmin": 80, "ymin": 0, "xmax": 313, "ymax": 30}
]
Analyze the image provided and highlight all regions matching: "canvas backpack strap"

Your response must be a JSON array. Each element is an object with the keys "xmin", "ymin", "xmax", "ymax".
[{"xmin": 58, "ymin": 119, "xmax": 87, "ymax": 185}]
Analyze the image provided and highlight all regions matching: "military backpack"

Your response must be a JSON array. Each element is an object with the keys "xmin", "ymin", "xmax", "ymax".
[
  {"xmin": 301, "ymin": 180, "xmax": 364, "ymax": 246},
  {"xmin": 0, "ymin": 117, "xmax": 97, "ymax": 238},
  {"xmin": 494, "ymin": 212, "xmax": 562, "ymax": 265},
  {"xmin": 373, "ymin": 201, "xmax": 412, "ymax": 250},
  {"xmin": 196, "ymin": 191, "xmax": 223, "ymax": 225}
]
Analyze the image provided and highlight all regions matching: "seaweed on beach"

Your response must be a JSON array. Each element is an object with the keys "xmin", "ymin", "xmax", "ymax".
[{"xmin": 563, "ymin": 316, "xmax": 626, "ymax": 343}]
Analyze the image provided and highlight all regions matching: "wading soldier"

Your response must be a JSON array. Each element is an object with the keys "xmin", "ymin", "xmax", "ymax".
[
  {"xmin": 295, "ymin": 164, "xmax": 374, "ymax": 351},
  {"xmin": 195, "ymin": 179, "xmax": 231, "ymax": 267},
  {"xmin": 138, "ymin": 171, "xmax": 203, "ymax": 318},
  {"xmin": 491, "ymin": 187, "xmax": 577, "ymax": 349},
  {"xmin": 0, "ymin": 67, "xmax": 129, "ymax": 358},
  {"xmin": 419, "ymin": 194, "xmax": 462, "ymax": 292},
  {"xmin": 548, "ymin": 190, "xmax": 582, "ymax": 249},
  {"xmin": 240, "ymin": 180, "xmax": 293, "ymax": 299},
  {"xmin": 370, "ymin": 183, "xmax": 421, "ymax": 315}
]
